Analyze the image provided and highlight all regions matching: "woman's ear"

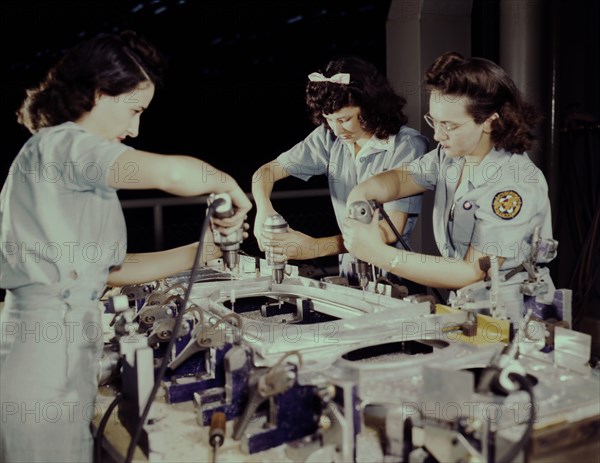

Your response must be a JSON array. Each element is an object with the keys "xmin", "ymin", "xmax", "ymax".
[{"xmin": 483, "ymin": 112, "xmax": 500, "ymax": 133}]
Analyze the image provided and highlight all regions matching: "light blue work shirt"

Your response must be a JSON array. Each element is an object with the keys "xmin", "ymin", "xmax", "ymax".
[
  {"xmin": 407, "ymin": 145, "xmax": 556, "ymax": 314},
  {"xmin": 407, "ymin": 145, "xmax": 553, "ymax": 270},
  {"xmin": 1, "ymin": 121, "xmax": 129, "ymax": 289},
  {"xmin": 276, "ymin": 124, "xmax": 428, "ymax": 279},
  {"xmin": 0, "ymin": 121, "xmax": 129, "ymax": 462}
]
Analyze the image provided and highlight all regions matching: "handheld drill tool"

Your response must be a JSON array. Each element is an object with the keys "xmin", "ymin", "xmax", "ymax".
[
  {"xmin": 262, "ymin": 214, "xmax": 289, "ymax": 284},
  {"xmin": 346, "ymin": 200, "xmax": 376, "ymax": 290},
  {"xmin": 208, "ymin": 193, "xmax": 244, "ymax": 271}
]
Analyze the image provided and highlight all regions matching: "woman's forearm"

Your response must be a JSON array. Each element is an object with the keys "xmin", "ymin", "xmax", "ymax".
[{"xmin": 107, "ymin": 242, "xmax": 221, "ymax": 286}]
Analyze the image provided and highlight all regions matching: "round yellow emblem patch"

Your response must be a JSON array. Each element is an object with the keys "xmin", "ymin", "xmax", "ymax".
[{"xmin": 492, "ymin": 190, "xmax": 522, "ymax": 220}]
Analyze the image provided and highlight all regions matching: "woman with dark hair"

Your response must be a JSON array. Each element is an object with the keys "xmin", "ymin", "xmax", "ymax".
[
  {"xmin": 0, "ymin": 30, "xmax": 251, "ymax": 462},
  {"xmin": 342, "ymin": 51, "xmax": 556, "ymax": 316},
  {"xmin": 252, "ymin": 57, "xmax": 428, "ymax": 285}
]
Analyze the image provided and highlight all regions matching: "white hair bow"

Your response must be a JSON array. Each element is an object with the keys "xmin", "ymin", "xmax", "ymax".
[{"xmin": 307, "ymin": 72, "xmax": 350, "ymax": 84}]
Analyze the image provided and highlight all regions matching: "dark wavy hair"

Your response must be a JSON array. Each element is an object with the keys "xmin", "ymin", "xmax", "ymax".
[
  {"xmin": 17, "ymin": 30, "xmax": 166, "ymax": 133},
  {"xmin": 424, "ymin": 51, "xmax": 539, "ymax": 153},
  {"xmin": 306, "ymin": 57, "xmax": 408, "ymax": 139}
]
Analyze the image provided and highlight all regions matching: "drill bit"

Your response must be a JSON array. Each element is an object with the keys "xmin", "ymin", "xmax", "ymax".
[{"xmin": 347, "ymin": 201, "xmax": 375, "ymax": 293}]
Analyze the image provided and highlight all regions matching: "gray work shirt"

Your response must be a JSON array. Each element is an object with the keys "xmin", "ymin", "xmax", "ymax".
[
  {"xmin": 276, "ymin": 124, "xmax": 428, "ymax": 278},
  {"xmin": 407, "ymin": 145, "xmax": 553, "ymax": 271},
  {"xmin": 0, "ymin": 122, "xmax": 129, "ymax": 289}
]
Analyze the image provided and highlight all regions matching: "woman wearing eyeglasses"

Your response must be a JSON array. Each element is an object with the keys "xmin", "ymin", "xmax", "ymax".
[{"xmin": 342, "ymin": 51, "xmax": 556, "ymax": 316}]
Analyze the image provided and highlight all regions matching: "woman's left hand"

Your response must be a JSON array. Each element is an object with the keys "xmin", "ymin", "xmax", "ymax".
[
  {"xmin": 261, "ymin": 227, "xmax": 318, "ymax": 261},
  {"xmin": 211, "ymin": 216, "xmax": 250, "ymax": 241}
]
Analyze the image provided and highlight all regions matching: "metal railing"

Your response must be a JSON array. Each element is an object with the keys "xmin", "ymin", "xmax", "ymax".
[{"xmin": 120, "ymin": 188, "xmax": 330, "ymax": 251}]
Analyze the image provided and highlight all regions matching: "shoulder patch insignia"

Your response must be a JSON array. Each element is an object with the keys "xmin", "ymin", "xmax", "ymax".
[{"xmin": 492, "ymin": 190, "xmax": 522, "ymax": 220}]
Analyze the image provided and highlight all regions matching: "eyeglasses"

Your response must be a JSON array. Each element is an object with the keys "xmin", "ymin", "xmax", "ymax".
[{"xmin": 423, "ymin": 113, "xmax": 471, "ymax": 135}]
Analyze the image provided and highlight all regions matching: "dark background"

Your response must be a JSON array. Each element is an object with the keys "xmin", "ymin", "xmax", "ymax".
[
  {"xmin": 1, "ymin": 0, "xmax": 599, "ymax": 333},
  {"xmin": 2, "ymin": 0, "xmax": 393, "ymax": 256}
]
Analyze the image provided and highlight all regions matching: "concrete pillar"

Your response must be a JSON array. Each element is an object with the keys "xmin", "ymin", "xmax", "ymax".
[
  {"xmin": 386, "ymin": 0, "xmax": 472, "ymax": 255},
  {"xmin": 499, "ymin": 0, "xmax": 545, "ymax": 167}
]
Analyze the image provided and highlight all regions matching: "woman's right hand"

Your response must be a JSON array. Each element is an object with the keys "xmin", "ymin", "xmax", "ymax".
[{"xmin": 211, "ymin": 184, "xmax": 252, "ymax": 237}]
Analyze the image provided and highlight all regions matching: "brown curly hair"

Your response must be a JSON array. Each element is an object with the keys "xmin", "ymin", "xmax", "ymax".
[
  {"xmin": 424, "ymin": 51, "xmax": 539, "ymax": 153},
  {"xmin": 306, "ymin": 57, "xmax": 408, "ymax": 139},
  {"xmin": 17, "ymin": 30, "xmax": 166, "ymax": 133}
]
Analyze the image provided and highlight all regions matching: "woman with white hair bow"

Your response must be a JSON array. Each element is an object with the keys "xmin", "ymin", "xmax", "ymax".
[{"xmin": 252, "ymin": 57, "xmax": 428, "ymax": 288}]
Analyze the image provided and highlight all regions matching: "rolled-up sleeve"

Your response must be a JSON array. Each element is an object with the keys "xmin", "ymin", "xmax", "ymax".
[
  {"xmin": 275, "ymin": 125, "xmax": 334, "ymax": 181},
  {"xmin": 41, "ymin": 127, "xmax": 129, "ymax": 192},
  {"xmin": 406, "ymin": 147, "xmax": 440, "ymax": 191},
  {"xmin": 384, "ymin": 132, "xmax": 429, "ymax": 214},
  {"xmin": 471, "ymin": 169, "xmax": 550, "ymax": 267}
]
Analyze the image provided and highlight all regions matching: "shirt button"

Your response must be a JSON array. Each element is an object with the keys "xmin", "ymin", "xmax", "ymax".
[
  {"xmin": 69, "ymin": 271, "xmax": 78, "ymax": 280},
  {"xmin": 91, "ymin": 290, "xmax": 98, "ymax": 300},
  {"xmin": 359, "ymin": 158, "xmax": 365, "ymax": 163},
  {"xmin": 62, "ymin": 289, "xmax": 71, "ymax": 299}
]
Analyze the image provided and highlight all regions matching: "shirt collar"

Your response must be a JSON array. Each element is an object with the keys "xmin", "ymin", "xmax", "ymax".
[
  {"xmin": 353, "ymin": 133, "xmax": 396, "ymax": 158},
  {"xmin": 471, "ymin": 147, "xmax": 511, "ymax": 187},
  {"xmin": 447, "ymin": 146, "xmax": 511, "ymax": 188},
  {"xmin": 370, "ymin": 133, "xmax": 396, "ymax": 150}
]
